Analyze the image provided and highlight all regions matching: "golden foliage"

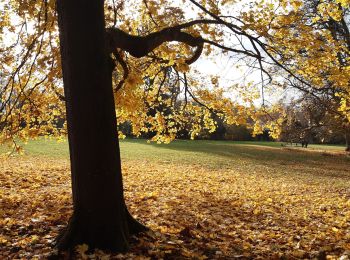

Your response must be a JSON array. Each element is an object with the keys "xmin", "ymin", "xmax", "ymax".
[
  {"xmin": 241, "ymin": 0, "xmax": 350, "ymax": 131},
  {"xmin": 1, "ymin": 0, "xmax": 350, "ymax": 144},
  {"xmin": 0, "ymin": 0, "xmax": 295, "ymax": 144}
]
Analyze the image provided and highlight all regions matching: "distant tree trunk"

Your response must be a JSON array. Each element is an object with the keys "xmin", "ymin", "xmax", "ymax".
[
  {"xmin": 210, "ymin": 114, "xmax": 226, "ymax": 140},
  {"xmin": 56, "ymin": 0, "xmax": 145, "ymax": 251},
  {"xmin": 345, "ymin": 128, "xmax": 350, "ymax": 152}
]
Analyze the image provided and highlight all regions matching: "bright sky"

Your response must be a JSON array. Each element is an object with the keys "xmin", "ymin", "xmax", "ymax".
[{"xmin": 180, "ymin": 0, "xmax": 286, "ymax": 106}]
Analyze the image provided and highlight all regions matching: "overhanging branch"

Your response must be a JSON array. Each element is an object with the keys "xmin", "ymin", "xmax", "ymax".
[{"xmin": 106, "ymin": 25, "xmax": 204, "ymax": 65}]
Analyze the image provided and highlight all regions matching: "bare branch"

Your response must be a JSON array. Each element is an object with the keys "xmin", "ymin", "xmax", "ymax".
[{"xmin": 113, "ymin": 50, "xmax": 129, "ymax": 92}]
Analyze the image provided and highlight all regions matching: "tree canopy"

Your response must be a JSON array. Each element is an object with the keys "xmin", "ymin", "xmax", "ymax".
[{"xmin": 0, "ymin": 0, "xmax": 349, "ymax": 146}]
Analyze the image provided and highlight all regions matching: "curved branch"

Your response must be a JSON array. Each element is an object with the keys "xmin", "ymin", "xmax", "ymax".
[
  {"xmin": 106, "ymin": 25, "xmax": 204, "ymax": 65},
  {"xmin": 183, "ymin": 73, "xmax": 216, "ymax": 114},
  {"xmin": 113, "ymin": 50, "xmax": 129, "ymax": 92}
]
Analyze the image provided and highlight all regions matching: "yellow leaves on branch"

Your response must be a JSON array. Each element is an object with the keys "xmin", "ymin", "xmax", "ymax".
[
  {"xmin": 243, "ymin": 0, "xmax": 350, "ymax": 134},
  {"xmin": 290, "ymin": 0, "xmax": 303, "ymax": 11},
  {"xmin": 336, "ymin": 0, "xmax": 350, "ymax": 7},
  {"xmin": 2, "ymin": 0, "xmax": 278, "ymax": 146},
  {"xmin": 317, "ymin": 2, "xmax": 343, "ymax": 21},
  {"xmin": 337, "ymin": 92, "xmax": 350, "ymax": 122},
  {"xmin": 1, "ymin": 0, "xmax": 349, "ymax": 144}
]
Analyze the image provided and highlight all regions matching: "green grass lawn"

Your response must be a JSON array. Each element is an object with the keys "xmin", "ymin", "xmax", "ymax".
[
  {"xmin": 0, "ymin": 138, "xmax": 346, "ymax": 159},
  {"xmin": 1, "ymin": 138, "xmax": 348, "ymax": 180}
]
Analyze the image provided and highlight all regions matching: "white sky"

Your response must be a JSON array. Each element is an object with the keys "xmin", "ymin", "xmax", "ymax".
[{"xmin": 180, "ymin": 0, "xmax": 286, "ymax": 106}]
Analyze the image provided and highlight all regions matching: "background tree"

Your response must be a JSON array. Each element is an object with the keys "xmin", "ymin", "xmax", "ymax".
[
  {"xmin": 246, "ymin": 0, "xmax": 350, "ymax": 150},
  {"xmin": 279, "ymin": 95, "xmax": 346, "ymax": 145}
]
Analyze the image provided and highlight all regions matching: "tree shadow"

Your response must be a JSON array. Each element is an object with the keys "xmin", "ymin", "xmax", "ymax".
[
  {"xmin": 142, "ymin": 140, "xmax": 350, "ymax": 177},
  {"xmin": 129, "ymin": 191, "xmax": 344, "ymax": 259}
]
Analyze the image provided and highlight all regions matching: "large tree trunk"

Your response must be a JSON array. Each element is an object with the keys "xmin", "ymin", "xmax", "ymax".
[{"xmin": 56, "ymin": 0, "xmax": 145, "ymax": 251}]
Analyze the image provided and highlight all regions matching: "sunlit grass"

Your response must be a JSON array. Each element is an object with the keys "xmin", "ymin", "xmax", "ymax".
[{"xmin": 0, "ymin": 138, "xmax": 346, "ymax": 159}]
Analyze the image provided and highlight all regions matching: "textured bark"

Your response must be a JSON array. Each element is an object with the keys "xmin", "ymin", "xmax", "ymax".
[{"xmin": 56, "ymin": 0, "xmax": 145, "ymax": 251}]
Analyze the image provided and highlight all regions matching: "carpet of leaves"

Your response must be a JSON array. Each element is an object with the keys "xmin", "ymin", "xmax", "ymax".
[{"xmin": 1, "ymin": 152, "xmax": 350, "ymax": 259}]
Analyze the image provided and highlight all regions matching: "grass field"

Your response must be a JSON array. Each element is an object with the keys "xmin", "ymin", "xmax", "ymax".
[
  {"xmin": 1, "ymin": 139, "xmax": 350, "ymax": 258},
  {"xmin": 0, "ymin": 138, "xmax": 347, "ymax": 158}
]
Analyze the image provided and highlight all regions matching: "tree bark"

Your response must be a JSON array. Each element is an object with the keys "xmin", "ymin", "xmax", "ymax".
[{"xmin": 56, "ymin": 0, "xmax": 145, "ymax": 251}]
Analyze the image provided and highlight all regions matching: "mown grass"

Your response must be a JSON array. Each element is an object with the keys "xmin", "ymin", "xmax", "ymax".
[
  {"xmin": 0, "ymin": 137, "xmax": 346, "ymax": 158},
  {"xmin": 1, "ymin": 138, "xmax": 348, "ymax": 176},
  {"xmin": 2, "ymin": 138, "xmax": 349, "ymax": 185},
  {"xmin": 0, "ymin": 138, "xmax": 69, "ymax": 158}
]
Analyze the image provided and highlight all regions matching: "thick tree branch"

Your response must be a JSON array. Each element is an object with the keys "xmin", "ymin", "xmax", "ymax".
[{"xmin": 106, "ymin": 26, "xmax": 203, "ymax": 65}]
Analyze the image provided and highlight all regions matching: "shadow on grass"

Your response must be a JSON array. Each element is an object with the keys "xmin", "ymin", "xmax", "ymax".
[
  {"xmin": 121, "ymin": 139, "xmax": 350, "ymax": 183},
  {"xmin": 141, "ymin": 139, "xmax": 349, "ymax": 165}
]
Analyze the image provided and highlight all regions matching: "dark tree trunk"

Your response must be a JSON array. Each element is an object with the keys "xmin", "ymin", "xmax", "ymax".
[
  {"xmin": 345, "ymin": 128, "xmax": 350, "ymax": 152},
  {"xmin": 56, "ymin": 0, "xmax": 145, "ymax": 251}
]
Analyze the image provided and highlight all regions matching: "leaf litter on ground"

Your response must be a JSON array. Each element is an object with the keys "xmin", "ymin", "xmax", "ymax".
[{"xmin": 1, "ymin": 144, "xmax": 350, "ymax": 259}]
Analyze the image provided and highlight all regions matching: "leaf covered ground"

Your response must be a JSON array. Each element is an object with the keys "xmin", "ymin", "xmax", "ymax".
[{"xmin": 1, "ymin": 140, "xmax": 350, "ymax": 259}]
